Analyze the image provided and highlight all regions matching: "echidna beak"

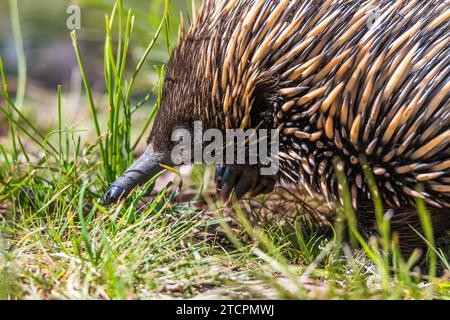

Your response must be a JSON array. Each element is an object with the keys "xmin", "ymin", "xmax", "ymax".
[
  {"xmin": 102, "ymin": 186, "xmax": 127, "ymax": 205},
  {"xmin": 102, "ymin": 144, "xmax": 167, "ymax": 205}
]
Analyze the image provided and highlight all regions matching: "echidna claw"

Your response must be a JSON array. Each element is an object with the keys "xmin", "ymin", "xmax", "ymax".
[{"xmin": 215, "ymin": 165, "xmax": 276, "ymax": 202}]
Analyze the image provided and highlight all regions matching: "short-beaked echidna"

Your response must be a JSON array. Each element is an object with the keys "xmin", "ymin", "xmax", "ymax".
[{"xmin": 104, "ymin": 0, "xmax": 450, "ymax": 252}]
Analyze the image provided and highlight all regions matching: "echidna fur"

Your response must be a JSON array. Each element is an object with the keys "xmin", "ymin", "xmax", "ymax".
[{"xmin": 105, "ymin": 0, "xmax": 450, "ymax": 252}]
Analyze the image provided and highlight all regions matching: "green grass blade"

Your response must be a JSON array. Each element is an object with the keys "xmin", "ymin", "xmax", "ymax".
[
  {"xmin": 71, "ymin": 31, "xmax": 105, "ymax": 162},
  {"xmin": 8, "ymin": 0, "xmax": 27, "ymax": 110},
  {"xmin": 415, "ymin": 195, "xmax": 437, "ymax": 280}
]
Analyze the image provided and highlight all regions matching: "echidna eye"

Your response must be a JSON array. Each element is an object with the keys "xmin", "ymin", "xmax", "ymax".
[
  {"xmin": 165, "ymin": 77, "xmax": 176, "ymax": 84},
  {"xmin": 250, "ymin": 84, "xmax": 275, "ymax": 125}
]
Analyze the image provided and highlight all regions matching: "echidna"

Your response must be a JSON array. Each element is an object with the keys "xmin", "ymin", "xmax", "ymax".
[{"xmin": 103, "ymin": 0, "xmax": 450, "ymax": 253}]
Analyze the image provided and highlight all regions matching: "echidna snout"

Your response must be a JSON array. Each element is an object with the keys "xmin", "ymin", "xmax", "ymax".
[{"xmin": 102, "ymin": 144, "xmax": 171, "ymax": 205}]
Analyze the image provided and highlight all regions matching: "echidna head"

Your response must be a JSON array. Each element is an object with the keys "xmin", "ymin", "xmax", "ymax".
[
  {"xmin": 103, "ymin": 1, "xmax": 282, "ymax": 205},
  {"xmin": 103, "ymin": 37, "xmax": 215, "ymax": 205}
]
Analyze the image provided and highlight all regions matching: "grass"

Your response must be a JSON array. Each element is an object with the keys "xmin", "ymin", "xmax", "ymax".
[
  {"xmin": 0, "ymin": 0, "xmax": 449, "ymax": 300},
  {"xmin": 7, "ymin": 0, "xmax": 26, "ymax": 111}
]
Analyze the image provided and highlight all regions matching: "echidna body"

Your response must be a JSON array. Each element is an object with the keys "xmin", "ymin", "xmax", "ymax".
[{"xmin": 104, "ymin": 0, "xmax": 450, "ymax": 251}]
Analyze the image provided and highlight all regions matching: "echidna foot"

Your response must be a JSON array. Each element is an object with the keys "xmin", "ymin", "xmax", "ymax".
[{"xmin": 215, "ymin": 165, "xmax": 276, "ymax": 202}]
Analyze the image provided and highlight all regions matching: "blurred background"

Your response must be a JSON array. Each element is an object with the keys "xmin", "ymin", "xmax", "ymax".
[{"xmin": 0, "ymin": 0, "xmax": 190, "ymax": 150}]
